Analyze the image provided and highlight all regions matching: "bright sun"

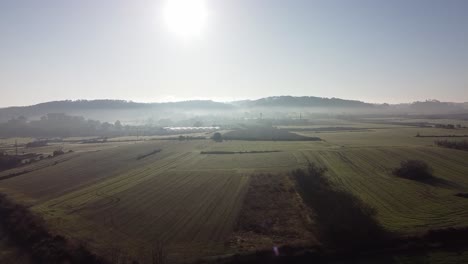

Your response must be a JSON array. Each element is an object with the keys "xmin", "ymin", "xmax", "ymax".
[{"xmin": 163, "ymin": 0, "xmax": 208, "ymax": 37}]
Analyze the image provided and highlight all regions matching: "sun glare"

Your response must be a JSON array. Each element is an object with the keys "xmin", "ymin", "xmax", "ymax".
[{"xmin": 163, "ymin": 0, "xmax": 208, "ymax": 37}]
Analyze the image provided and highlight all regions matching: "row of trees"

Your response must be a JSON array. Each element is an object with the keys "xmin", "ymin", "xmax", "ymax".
[
  {"xmin": 434, "ymin": 123, "xmax": 464, "ymax": 129},
  {"xmin": 0, "ymin": 152, "xmax": 22, "ymax": 171},
  {"xmin": 435, "ymin": 140, "xmax": 468, "ymax": 151},
  {"xmin": 0, "ymin": 114, "xmax": 169, "ymax": 138}
]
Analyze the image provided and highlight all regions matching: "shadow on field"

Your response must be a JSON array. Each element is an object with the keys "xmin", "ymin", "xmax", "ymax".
[
  {"xmin": 392, "ymin": 159, "xmax": 461, "ymax": 189},
  {"xmin": 0, "ymin": 194, "xmax": 106, "ymax": 264},
  {"xmin": 422, "ymin": 177, "xmax": 461, "ymax": 189},
  {"xmin": 292, "ymin": 163, "xmax": 390, "ymax": 252}
]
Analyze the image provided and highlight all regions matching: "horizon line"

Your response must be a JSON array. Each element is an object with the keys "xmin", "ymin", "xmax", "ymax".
[{"xmin": 1, "ymin": 96, "xmax": 467, "ymax": 109}]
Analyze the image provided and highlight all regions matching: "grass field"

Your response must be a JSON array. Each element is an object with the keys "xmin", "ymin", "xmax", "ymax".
[
  {"xmin": 305, "ymin": 147, "xmax": 468, "ymax": 232},
  {"xmin": 0, "ymin": 119, "xmax": 468, "ymax": 263}
]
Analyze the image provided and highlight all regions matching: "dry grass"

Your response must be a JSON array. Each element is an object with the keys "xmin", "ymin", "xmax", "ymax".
[{"xmin": 231, "ymin": 173, "xmax": 317, "ymax": 252}]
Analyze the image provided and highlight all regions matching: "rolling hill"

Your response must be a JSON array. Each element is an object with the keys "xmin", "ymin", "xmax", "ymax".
[{"xmin": 0, "ymin": 96, "xmax": 466, "ymax": 124}]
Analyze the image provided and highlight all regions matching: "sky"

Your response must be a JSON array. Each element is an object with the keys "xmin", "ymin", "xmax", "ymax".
[{"xmin": 0, "ymin": 0, "xmax": 467, "ymax": 107}]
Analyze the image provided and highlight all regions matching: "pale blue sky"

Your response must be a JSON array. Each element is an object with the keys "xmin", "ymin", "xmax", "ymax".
[{"xmin": 0, "ymin": 0, "xmax": 467, "ymax": 107}]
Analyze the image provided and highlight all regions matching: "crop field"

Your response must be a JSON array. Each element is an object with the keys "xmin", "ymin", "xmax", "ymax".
[
  {"xmin": 0, "ymin": 120, "xmax": 468, "ymax": 262},
  {"xmin": 1, "ymin": 140, "xmax": 255, "ymax": 262},
  {"xmin": 0, "ymin": 141, "xmax": 190, "ymax": 202}
]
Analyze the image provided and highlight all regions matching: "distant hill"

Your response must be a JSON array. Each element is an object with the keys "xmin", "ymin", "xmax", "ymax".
[
  {"xmin": 407, "ymin": 100, "xmax": 465, "ymax": 114},
  {"xmin": 158, "ymin": 100, "xmax": 235, "ymax": 110},
  {"xmin": 0, "ymin": 96, "xmax": 375, "ymax": 121},
  {"xmin": 0, "ymin": 99, "xmax": 233, "ymax": 123},
  {"xmin": 233, "ymin": 96, "xmax": 376, "ymax": 108},
  {"xmin": 0, "ymin": 97, "xmax": 466, "ymax": 123},
  {"xmin": 0, "ymin": 100, "xmax": 144, "ymax": 120}
]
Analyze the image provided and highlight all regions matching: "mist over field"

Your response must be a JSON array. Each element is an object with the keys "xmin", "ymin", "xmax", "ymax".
[
  {"xmin": 1, "ymin": 96, "xmax": 467, "ymax": 124},
  {"xmin": 1, "ymin": 95, "xmax": 468, "ymax": 264},
  {"xmin": 1, "ymin": 0, "xmax": 468, "ymax": 263}
]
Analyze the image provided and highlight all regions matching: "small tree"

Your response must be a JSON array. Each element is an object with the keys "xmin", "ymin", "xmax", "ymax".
[
  {"xmin": 393, "ymin": 160, "xmax": 433, "ymax": 181},
  {"xmin": 114, "ymin": 120, "xmax": 122, "ymax": 130},
  {"xmin": 212, "ymin": 132, "xmax": 222, "ymax": 142},
  {"xmin": 53, "ymin": 150, "xmax": 65, "ymax": 157}
]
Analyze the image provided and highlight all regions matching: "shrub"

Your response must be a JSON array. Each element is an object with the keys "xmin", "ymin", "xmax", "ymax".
[
  {"xmin": 53, "ymin": 150, "xmax": 65, "ymax": 157},
  {"xmin": 212, "ymin": 132, "xmax": 223, "ymax": 142},
  {"xmin": 455, "ymin": 193, "xmax": 468, "ymax": 198},
  {"xmin": 393, "ymin": 160, "xmax": 433, "ymax": 181}
]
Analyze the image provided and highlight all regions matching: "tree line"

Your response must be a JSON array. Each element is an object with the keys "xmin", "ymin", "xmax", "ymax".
[
  {"xmin": 0, "ymin": 113, "xmax": 170, "ymax": 138},
  {"xmin": 435, "ymin": 139, "xmax": 468, "ymax": 151}
]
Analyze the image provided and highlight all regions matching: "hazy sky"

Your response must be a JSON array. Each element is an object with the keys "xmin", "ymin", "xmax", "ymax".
[{"xmin": 1, "ymin": 0, "xmax": 467, "ymax": 107}]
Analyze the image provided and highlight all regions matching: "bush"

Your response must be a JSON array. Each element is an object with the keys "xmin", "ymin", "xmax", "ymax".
[
  {"xmin": 455, "ymin": 193, "xmax": 468, "ymax": 198},
  {"xmin": 53, "ymin": 150, "xmax": 65, "ymax": 157},
  {"xmin": 393, "ymin": 160, "xmax": 433, "ymax": 181},
  {"xmin": 212, "ymin": 132, "xmax": 223, "ymax": 142}
]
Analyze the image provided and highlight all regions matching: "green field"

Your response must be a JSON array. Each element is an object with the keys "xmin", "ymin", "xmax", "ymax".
[{"xmin": 1, "ymin": 120, "xmax": 468, "ymax": 263}]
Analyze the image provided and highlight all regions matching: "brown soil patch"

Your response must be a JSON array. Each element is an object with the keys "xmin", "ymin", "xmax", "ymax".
[{"xmin": 230, "ymin": 173, "xmax": 318, "ymax": 253}]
